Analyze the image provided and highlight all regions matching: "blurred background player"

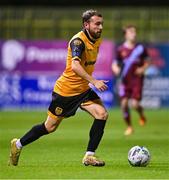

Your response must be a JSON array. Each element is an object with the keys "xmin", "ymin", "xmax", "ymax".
[
  {"xmin": 112, "ymin": 25, "xmax": 151, "ymax": 135},
  {"xmin": 9, "ymin": 9, "xmax": 108, "ymax": 167}
]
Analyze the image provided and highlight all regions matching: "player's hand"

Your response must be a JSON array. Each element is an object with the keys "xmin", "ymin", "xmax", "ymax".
[
  {"xmin": 135, "ymin": 67, "xmax": 144, "ymax": 76},
  {"xmin": 92, "ymin": 80, "xmax": 108, "ymax": 92},
  {"xmin": 112, "ymin": 63, "xmax": 121, "ymax": 76}
]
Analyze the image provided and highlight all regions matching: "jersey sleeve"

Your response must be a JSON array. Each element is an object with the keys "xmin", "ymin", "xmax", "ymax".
[
  {"xmin": 70, "ymin": 38, "xmax": 85, "ymax": 61},
  {"xmin": 141, "ymin": 46, "xmax": 149, "ymax": 61},
  {"xmin": 115, "ymin": 47, "xmax": 124, "ymax": 68}
]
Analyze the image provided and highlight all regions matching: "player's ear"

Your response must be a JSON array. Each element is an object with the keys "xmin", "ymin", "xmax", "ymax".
[{"xmin": 84, "ymin": 22, "xmax": 89, "ymax": 29}]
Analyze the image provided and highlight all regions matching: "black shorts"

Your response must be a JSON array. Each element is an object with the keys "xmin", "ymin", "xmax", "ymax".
[{"xmin": 48, "ymin": 88, "xmax": 100, "ymax": 118}]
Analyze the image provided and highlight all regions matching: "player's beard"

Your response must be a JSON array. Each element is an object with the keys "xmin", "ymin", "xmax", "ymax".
[{"xmin": 88, "ymin": 29, "xmax": 102, "ymax": 39}]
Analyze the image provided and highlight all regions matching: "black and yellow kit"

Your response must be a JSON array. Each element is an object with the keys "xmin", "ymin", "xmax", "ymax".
[
  {"xmin": 48, "ymin": 29, "xmax": 102, "ymax": 118},
  {"xmin": 54, "ymin": 29, "xmax": 101, "ymax": 96}
]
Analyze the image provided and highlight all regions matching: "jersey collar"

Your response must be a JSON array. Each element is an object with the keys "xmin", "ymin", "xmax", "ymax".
[{"xmin": 82, "ymin": 29, "xmax": 97, "ymax": 44}]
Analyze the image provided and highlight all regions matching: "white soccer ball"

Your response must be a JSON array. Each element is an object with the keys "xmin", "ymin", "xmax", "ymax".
[{"xmin": 128, "ymin": 145, "xmax": 151, "ymax": 167}]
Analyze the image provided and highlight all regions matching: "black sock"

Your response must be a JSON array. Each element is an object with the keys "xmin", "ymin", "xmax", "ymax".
[
  {"xmin": 20, "ymin": 123, "xmax": 49, "ymax": 146},
  {"xmin": 87, "ymin": 119, "xmax": 106, "ymax": 152}
]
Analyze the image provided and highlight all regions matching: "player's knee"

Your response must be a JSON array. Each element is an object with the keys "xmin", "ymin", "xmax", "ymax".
[
  {"xmin": 121, "ymin": 98, "xmax": 128, "ymax": 108},
  {"xmin": 45, "ymin": 116, "xmax": 63, "ymax": 133},
  {"xmin": 131, "ymin": 100, "xmax": 139, "ymax": 109},
  {"xmin": 97, "ymin": 109, "xmax": 108, "ymax": 120},
  {"xmin": 104, "ymin": 111, "xmax": 109, "ymax": 120},
  {"xmin": 132, "ymin": 104, "xmax": 138, "ymax": 110},
  {"xmin": 45, "ymin": 124, "xmax": 58, "ymax": 133}
]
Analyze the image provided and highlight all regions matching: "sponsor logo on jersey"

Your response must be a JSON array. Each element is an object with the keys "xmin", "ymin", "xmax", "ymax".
[{"xmin": 84, "ymin": 60, "xmax": 96, "ymax": 66}]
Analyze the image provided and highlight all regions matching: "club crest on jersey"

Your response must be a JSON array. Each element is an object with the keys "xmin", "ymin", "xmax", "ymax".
[
  {"xmin": 73, "ymin": 39, "xmax": 82, "ymax": 46},
  {"xmin": 55, "ymin": 107, "xmax": 63, "ymax": 115}
]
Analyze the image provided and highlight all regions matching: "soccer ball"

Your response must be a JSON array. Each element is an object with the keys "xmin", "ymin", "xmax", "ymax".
[{"xmin": 128, "ymin": 145, "xmax": 151, "ymax": 167}]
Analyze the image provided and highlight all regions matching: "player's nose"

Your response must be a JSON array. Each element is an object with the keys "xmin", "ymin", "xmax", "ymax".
[{"xmin": 98, "ymin": 24, "xmax": 103, "ymax": 30}]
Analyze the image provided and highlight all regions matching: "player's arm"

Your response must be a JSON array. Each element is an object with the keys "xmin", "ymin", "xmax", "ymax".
[
  {"xmin": 140, "ymin": 57, "xmax": 151, "ymax": 71},
  {"xmin": 135, "ymin": 48, "xmax": 151, "ymax": 75},
  {"xmin": 135, "ymin": 59, "xmax": 151, "ymax": 75},
  {"xmin": 72, "ymin": 60, "xmax": 108, "ymax": 91},
  {"xmin": 112, "ymin": 60, "xmax": 121, "ymax": 76},
  {"xmin": 112, "ymin": 48, "xmax": 123, "ymax": 76},
  {"xmin": 70, "ymin": 38, "xmax": 108, "ymax": 92}
]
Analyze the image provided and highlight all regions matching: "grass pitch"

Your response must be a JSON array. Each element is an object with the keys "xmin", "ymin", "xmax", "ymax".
[{"xmin": 0, "ymin": 108, "xmax": 169, "ymax": 179}]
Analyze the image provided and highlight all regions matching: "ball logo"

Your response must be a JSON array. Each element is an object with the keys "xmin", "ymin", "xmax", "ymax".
[{"xmin": 2, "ymin": 40, "xmax": 25, "ymax": 70}]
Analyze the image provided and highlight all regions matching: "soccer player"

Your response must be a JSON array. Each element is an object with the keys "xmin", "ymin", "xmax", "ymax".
[
  {"xmin": 112, "ymin": 25, "xmax": 151, "ymax": 136},
  {"xmin": 9, "ymin": 9, "xmax": 108, "ymax": 167}
]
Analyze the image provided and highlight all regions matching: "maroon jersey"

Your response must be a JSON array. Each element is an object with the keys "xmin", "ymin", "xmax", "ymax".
[{"xmin": 116, "ymin": 43, "xmax": 149, "ymax": 100}]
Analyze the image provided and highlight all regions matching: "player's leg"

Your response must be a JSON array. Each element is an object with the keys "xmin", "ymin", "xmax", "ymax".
[
  {"xmin": 131, "ymin": 83, "xmax": 146, "ymax": 126},
  {"xmin": 131, "ymin": 99, "xmax": 146, "ymax": 126},
  {"xmin": 9, "ymin": 115, "xmax": 63, "ymax": 166},
  {"xmin": 81, "ymin": 100, "xmax": 108, "ymax": 166},
  {"xmin": 118, "ymin": 83, "xmax": 133, "ymax": 135},
  {"xmin": 121, "ymin": 97, "xmax": 133, "ymax": 135}
]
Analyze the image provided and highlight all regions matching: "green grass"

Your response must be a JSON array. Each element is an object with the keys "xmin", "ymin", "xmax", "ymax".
[{"xmin": 0, "ymin": 108, "xmax": 169, "ymax": 179}]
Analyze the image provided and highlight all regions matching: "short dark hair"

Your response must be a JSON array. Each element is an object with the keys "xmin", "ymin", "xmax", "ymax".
[
  {"xmin": 122, "ymin": 25, "xmax": 136, "ymax": 35},
  {"xmin": 82, "ymin": 9, "xmax": 102, "ymax": 23}
]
